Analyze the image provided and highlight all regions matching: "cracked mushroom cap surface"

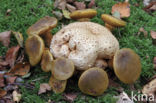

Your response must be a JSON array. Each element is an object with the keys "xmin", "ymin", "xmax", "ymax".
[{"xmin": 50, "ymin": 22, "xmax": 119, "ymax": 70}]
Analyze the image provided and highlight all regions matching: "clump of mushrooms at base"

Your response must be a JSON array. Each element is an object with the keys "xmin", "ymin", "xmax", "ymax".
[{"xmin": 25, "ymin": 9, "xmax": 141, "ymax": 96}]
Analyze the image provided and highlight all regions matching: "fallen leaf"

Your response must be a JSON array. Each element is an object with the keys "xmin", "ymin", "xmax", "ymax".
[
  {"xmin": 38, "ymin": 83, "xmax": 51, "ymax": 95},
  {"xmin": 5, "ymin": 45, "xmax": 20, "ymax": 68},
  {"xmin": 0, "ymin": 74, "xmax": 5, "ymax": 87},
  {"xmin": 0, "ymin": 61, "xmax": 9, "ymax": 67},
  {"xmin": 12, "ymin": 91, "xmax": 21, "ymax": 103},
  {"xmin": 64, "ymin": 93, "xmax": 77, "ymax": 102},
  {"xmin": 5, "ymin": 75, "xmax": 17, "ymax": 84},
  {"xmin": 74, "ymin": 2, "xmax": 86, "ymax": 10},
  {"xmin": 153, "ymin": 57, "xmax": 156, "ymax": 70},
  {"xmin": 54, "ymin": 0, "xmax": 66, "ymax": 10},
  {"xmin": 151, "ymin": 30, "xmax": 156, "ymax": 46},
  {"xmin": 16, "ymin": 50, "xmax": 25, "ymax": 63},
  {"xmin": 66, "ymin": 0, "xmax": 73, "ymax": 3},
  {"xmin": 88, "ymin": 0, "xmax": 95, "ymax": 8},
  {"xmin": 9, "ymin": 62, "xmax": 30, "ymax": 76},
  {"xmin": 144, "ymin": 2, "xmax": 156, "ymax": 12},
  {"xmin": 138, "ymin": 27, "xmax": 148, "ymax": 37},
  {"xmin": 151, "ymin": 30, "xmax": 156, "ymax": 39},
  {"xmin": 12, "ymin": 31, "xmax": 24, "ymax": 47},
  {"xmin": 115, "ymin": 92, "xmax": 134, "ymax": 103},
  {"xmin": 6, "ymin": 9, "xmax": 11, "ymax": 16},
  {"xmin": 0, "ymin": 89, "xmax": 7, "ymax": 98},
  {"xmin": 142, "ymin": 78, "xmax": 156, "ymax": 97},
  {"xmin": 112, "ymin": 1, "xmax": 130, "ymax": 18},
  {"xmin": 0, "ymin": 31, "xmax": 11, "ymax": 47},
  {"xmin": 62, "ymin": 10, "xmax": 71, "ymax": 19},
  {"xmin": 4, "ymin": 84, "xmax": 19, "ymax": 91},
  {"xmin": 66, "ymin": 4, "xmax": 76, "ymax": 12},
  {"xmin": 53, "ymin": 11, "xmax": 63, "ymax": 20}
]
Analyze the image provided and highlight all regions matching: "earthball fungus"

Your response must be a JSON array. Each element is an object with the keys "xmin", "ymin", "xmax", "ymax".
[{"xmin": 50, "ymin": 22, "xmax": 119, "ymax": 70}]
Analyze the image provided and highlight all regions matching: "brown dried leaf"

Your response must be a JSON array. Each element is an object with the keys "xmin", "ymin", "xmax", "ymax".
[
  {"xmin": 0, "ymin": 31, "xmax": 11, "ymax": 47},
  {"xmin": 153, "ymin": 57, "xmax": 156, "ymax": 70},
  {"xmin": 144, "ymin": 2, "xmax": 156, "ymax": 12},
  {"xmin": 9, "ymin": 62, "xmax": 30, "ymax": 76},
  {"xmin": 112, "ymin": 1, "xmax": 130, "ymax": 18},
  {"xmin": 151, "ymin": 30, "xmax": 156, "ymax": 39},
  {"xmin": 5, "ymin": 75, "xmax": 17, "ymax": 84},
  {"xmin": 54, "ymin": 0, "xmax": 66, "ymax": 10},
  {"xmin": 5, "ymin": 45, "xmax": 20, "ymax": 68},
  {"xmin": 53, "ymin": 11, "xmax": 63, "ymax": 20},
  {"xmin": 38, "ymin": 83, "xmax": 51, "ymax": 95},
  {"xmin": 64, "ymin": 93, "xmax": 77, "ymax": 102},
  {"xmin": 138, "ymin": 27, "xmax": 148, "ymax": 37},
  {"xmin": 74, "ymin": 2, "xmax": 86, "ymax": 10},
  {"xmin": 88, "ymin": 0, "xmax": 95, "ymax": 8},
  {"xmin": 66, "ymin": 4, "xmax": 76, "ymax": 12},
  {"xmin": 142, "ymin": 78, "xmax": 156, "ymax": 97},
  {"xmin": 0, "ymin": 89, "xmax": 7, "ymax": 98},
  {"xmin": 0, "ymin": 74, "xmax": 5, "ymax": 87},
  {"xmin": 0, "ymin": 61, "xmax": 9, "ymax": 67}
]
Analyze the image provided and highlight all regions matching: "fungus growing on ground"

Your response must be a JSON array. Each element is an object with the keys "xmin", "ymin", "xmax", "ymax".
[
  {"xmin": 113, "ymin": 48, "xmax": 141, "ymax": 84},
  {"xmin": 94, "ymin": 59, "xmax": 108, "ymax": 69},
  {"xmin": 25, "ymin": 35, "xmax": 45, "ymax": 66},
  {"xmin": 49, "ymin": 75, "xmax": 67, "ymax": 94},
  {"xmin": 70, "ymin": 9, "xmax": 97, "ymax": 21},
  {"xmin": 50, "ymin": 22, "xmax": 119, "ymax": 70},
  {"xmin": 51, "ymin": 58, "xmax": 75, "ymax": 80},
  {"xmin": 27, "ymin": 16, "xmax": 57, "ymax": 47},
  {"xmin": 41, "ymin": 48, "xmax": 54, "ymax": 72},
  {"xmin": 101, "ymin": 14, "xmax": 126, "ymax": 31},
  {"xmin": 78, "ymin": 67, "xmax": 109, "ymax": 96}
]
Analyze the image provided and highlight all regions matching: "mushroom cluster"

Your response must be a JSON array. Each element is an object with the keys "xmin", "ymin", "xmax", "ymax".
[{"xmin": 24, "ymin": 9, "xmax": 141, "ymax": 96}]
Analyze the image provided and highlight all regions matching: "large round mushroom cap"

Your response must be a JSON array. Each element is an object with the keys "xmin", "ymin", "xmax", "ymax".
[
  {"xmin": 50, "ymin": 22, "xmax": 119, "ymax": 70},
  {"xmin": 78, "ymin": 67, "xmax": 109, "ymax": 96},
  {"xmin": 113, "ymin": 48, "xmax": 141, "ymax": 84}
]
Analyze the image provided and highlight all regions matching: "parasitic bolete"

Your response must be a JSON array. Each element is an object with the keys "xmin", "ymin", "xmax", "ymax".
[
  {"xmin": 41, "ymin": 48, "xmax": 54, "ymax": 72},
  {"xmin": 78, "ymin": 67, "xmax": 109, "ymax": 96},
  {"xmin": 51, "ymin": 58, "xmax": 75, "ymax": 80},
  {"xmin": 50, "ymin": 22, "xmax": 119, "ymax": 70},
  {"xmin": 113, "ymin": 48, "xmax": 141, "ymax": 84},
  {"xmin": 27, "ymin": 16, "xmax": 58, "ymax": 47},
  {"xmin": 25, "ymin": 35, "xmax": 45, "ymax": 66}
]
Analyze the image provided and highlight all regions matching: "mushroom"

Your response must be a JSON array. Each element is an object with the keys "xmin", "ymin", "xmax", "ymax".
[
  {"xmin": 101, "ymin": 14, "xmax": 126, "ymax": 31},
  {"xmin": 50, "ymin": 22, "xmax": 119, "ymax": 70},
  {"xmin": 113, "ymin": 48, "xmax": 141, "ymax": 84},
  {"xmin": 78, "ymin": 67, "xmax": 109, "ymax": 96},
  {"xmin": 25, "ymin": 35, "xmax": 45, "ymax": 66},
  {"xmin": 70, "ymin": 9, "xmax": 97, "ymax": 21},
  {"xmin": 27, "ymin": 16, "xmax": 57, "ymax": 47},
  {"xmin": 108, "ymin": 58, "xmax": 113, "ymax": 69},
  {"xmin": 51, "ymin": 58, "xmax": 75, "ymax": 80},
  {"xmin": 94, "ymin": 59, "xmax": 108, "ymax": 69},
  {"xmin": 49, "ymin": 75, "xmax": 67, "ymax": 94},
  {"xmin": 41, "ymin": 48, "xmax": 54, "ymax": 72}
]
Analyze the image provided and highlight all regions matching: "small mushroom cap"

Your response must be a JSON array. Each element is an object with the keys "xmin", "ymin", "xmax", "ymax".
[
  {"xmin": 41, "ymin": 48, "xmax": 54, "ymax": 72},
  {"xmin": 94, "ymin": 59, "xmax": 108, "ymax": 69},
  {"xmin": 51, "ymin": 58, "xmax": 75, "ymax": 80},
  {"xmin": 50, "ymin": 22, "xmax": 119, "ymax": 70},
  {"xmin": 27, "ymin": 16, "xmax": 57, "ymax": 36},
  {"xmin": 25, "ymin": 35, "xmax": 45, "ymax": 66},
  {"xmin": 78, "ymin": 67, "xmax": 109, "ymax": 96},
  {"xmin": 101, "ymin": 14, "xmax": 126, "ymax": 27},
  {"xmin": 70, "ymin": 9, "xmax": 97, "ymax": 20},
  {"xmin": 113, "ymin": 48, "xmax": 141, "ymax": 84},
  {"xmin": 49, "ymin": 75, "xmax": 67, "ymax": 94}
]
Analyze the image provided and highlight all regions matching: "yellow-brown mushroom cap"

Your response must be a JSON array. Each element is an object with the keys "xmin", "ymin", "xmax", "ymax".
[
  {"xmin": 78, "ymin": 67, "xmax": 109, "ymax": 96},
  {"xmin": 27, "ymin": 16, "xmax": 58, "ymax": 36},
  {"xmin": 113, "ymin": 48, "xmax": 141, "ymax": 84},
  {"xmin": 101, "ymin": 14, "xmax": 126, "ymax": 27},
  {"xmin": 25, "ymin": 35, "xmax": 45, "ymax": 66},
  {"xmin": 70, "ymin": 9, "xmax": 97, "ymax": 20}
]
